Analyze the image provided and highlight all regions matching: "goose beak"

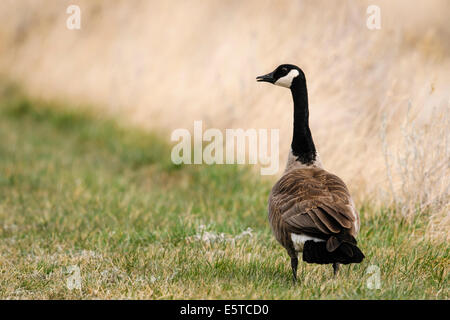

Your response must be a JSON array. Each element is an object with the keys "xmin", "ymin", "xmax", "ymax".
[{"xmin": 256, "ymin": 72, "xmax": 275, "ymax": 83}]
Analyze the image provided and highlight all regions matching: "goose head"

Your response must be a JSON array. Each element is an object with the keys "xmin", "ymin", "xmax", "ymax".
[{"xmin": 256, "ymin": 64, "xmax": 305, "ymax": 89}]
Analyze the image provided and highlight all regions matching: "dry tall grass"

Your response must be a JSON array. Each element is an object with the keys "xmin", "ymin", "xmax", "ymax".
[{"xmin": 0, "ymin": 0, "xmax": 449, "ymax": 239}]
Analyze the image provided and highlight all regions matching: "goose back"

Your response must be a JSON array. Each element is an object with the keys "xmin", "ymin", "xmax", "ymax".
[{"xmin": 268, "ymin": 166, "xmax": 360, "ymax": 253}]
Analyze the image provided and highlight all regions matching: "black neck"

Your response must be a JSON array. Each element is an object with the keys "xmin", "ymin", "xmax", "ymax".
[{"xmin": 290, "ymin": 79, "xmax": 316, "ymax": 165}]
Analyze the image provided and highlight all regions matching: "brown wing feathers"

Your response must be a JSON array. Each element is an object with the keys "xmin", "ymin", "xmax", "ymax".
[
  {"xmin": 309, "ymin": 208, "xmax": 341, "ymax": 233},
  {"xmin": 270, "ymin": 167, "xmax": 358, "ymax": 244},
  {"xmin": 320, "ymin": 203, "xmax": 353, "ymax": 229}
]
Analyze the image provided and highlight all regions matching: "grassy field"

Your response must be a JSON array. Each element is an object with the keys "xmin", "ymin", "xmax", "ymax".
[{"xmin": 0, "ymin": 85, "xmax": 448, "ymax": 299}]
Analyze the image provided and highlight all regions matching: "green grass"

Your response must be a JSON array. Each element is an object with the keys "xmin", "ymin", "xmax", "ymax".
[{"xmin": 0, "ymin": 84, "xmax": 448, "ymax": 299}]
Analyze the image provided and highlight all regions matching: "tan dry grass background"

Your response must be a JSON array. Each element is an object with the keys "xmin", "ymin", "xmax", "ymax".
[{"xmin": 0, "ymin": 0, "xmax": 449, "ymax": 239}]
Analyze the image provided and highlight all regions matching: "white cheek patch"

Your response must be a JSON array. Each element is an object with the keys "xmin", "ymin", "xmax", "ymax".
[{"xmin": 275, "ymin": 69, "xmax": 300, "ymax": 88}]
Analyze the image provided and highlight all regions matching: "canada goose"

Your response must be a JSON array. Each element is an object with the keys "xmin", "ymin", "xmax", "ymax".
[{"xmin": 256, "ymin": 64, "xmax": 364, "ymax": 282}]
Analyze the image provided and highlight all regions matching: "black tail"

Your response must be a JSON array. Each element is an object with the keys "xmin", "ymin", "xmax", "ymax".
[{"xmin": 302, "ymin": 237, "xmax": 365, "ymax": 265}]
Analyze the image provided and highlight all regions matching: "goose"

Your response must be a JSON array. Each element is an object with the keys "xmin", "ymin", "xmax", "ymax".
[{"xmin": 256, "ymin": 64, "xmax": 364, "ymax": 283}]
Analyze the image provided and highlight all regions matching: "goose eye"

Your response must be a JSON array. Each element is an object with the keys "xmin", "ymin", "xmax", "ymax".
[{"xmin": 282, "ymin": 67, "xmax": 288, "ymax": 73}]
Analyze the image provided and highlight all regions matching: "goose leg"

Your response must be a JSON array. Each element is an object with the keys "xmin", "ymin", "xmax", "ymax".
[
  {"xmin": 332, "ymin": 262, "xmax": 340, "ymax": 277},
  {"xmin": 291, "ymin": 257, "xmax": 298, "ymax": 284}
]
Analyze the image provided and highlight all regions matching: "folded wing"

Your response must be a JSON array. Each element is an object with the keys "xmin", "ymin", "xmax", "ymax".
[{"xmin": 270, "ymin": 168, "xmax": 358, "ymax": 241}]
